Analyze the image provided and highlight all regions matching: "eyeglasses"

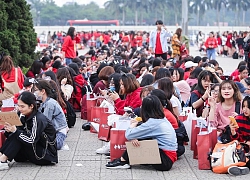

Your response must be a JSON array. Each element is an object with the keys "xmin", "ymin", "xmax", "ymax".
[
  {"xmin": 220, "ymin": 75, "xmax": 232, "ymax": 81},
  {"xmin": 211, "ymin": 90, "xmax": 219, "ymax": 94}
]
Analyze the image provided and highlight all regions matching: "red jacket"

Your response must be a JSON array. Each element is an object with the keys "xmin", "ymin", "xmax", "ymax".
[
  {"xmin": 26, "ymin": 70, "xmax": 35, "ymax": 78},
  {"xmin": 205, "ymin": 37, "xmax": 218, "ymax": 49},
  {"xmin": 137, "ymin": 36, "xmax": 143, "ymax": 47},
  {"xmin": 114, "ymin": 87, "xmax": 142, "ymax": 115},
  {"xmin": 71, "ymin": 74, "xmax": 86, "ymax": 111},
  {"xmin": 62, "ymin": 35, "xmax": 76, "ymax": 59},
  {"xmin": 1, "ymin": 67, "xmax": 24, "ymax": 90}
]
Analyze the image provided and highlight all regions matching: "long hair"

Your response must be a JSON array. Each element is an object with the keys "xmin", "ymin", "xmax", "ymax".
[
  {"xmin": 48, "ymin": 80, "xmax": 66, "ymax": 109},
  {"xmin": 195, "ymin": 70, "xmax": 213, "ymax": 95},
  {"xmin": 158, "ymin": 77, "xmax": 175, "ymax": 100},
  {"xmin": 67, "ymin": 27, "xmax": 75, "ymax": 40},
  {"xmin": 56, "ymin": 67, "xmax": 73, "ymax": 86},
  {"xmin": 29, "ymin": 60, "xmax": 43, "ymax": 76},
  {"xmin": 35, "ymin": 79, "xmax": 56, "ymax": 99},
  {"xmin": 140, "ymin": 95, "xmax": 165, "ymax": 122},
  {"xmin": 150, "ymin": 89, "xmax": 178, "ymax": 121},
  {"xmin": 0, "ymin": 55, "xmax": 14, "ymax": 77},
  {"xmin": 218, "ymin": 80, "xmax": 242, "ymax": 103},
  {"xmin": 175, "ymin": 28, "xmax": 182, "ymax": 39},
  {"xmin": 120, "ymin": 73, "xmax": 139, "ymax": 95}
]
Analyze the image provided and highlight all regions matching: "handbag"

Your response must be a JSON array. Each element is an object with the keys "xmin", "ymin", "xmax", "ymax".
[
  {"xmin": 32, "ymin": 131, "xmax": 57, "ymax": 160},
  {"xmin": 110, "ymin": 129, "xmax": 127, "ymax": 161},
  {"xmin": 90, "ymin": 106, "xmax": 108, "ymax": 133},
  {"xmin": 197, "ymin": 128, "xmax": 217, "ymax": 170}
]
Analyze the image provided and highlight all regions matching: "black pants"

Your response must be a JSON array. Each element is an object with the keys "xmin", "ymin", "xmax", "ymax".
[
  {"xmin": 0, "ymin": 134, "xmax": 52, "ymax": 165},
  {"xmin": 155, "ymin": 53, "xmax": 167, "ymax": 60},
  {"xmin": 177, "ymin": 145, "xmax": 185, "ymax": 157},
  {"xmin": 122, "ymin": 148, "xmax": 173, "ymax": 171}
]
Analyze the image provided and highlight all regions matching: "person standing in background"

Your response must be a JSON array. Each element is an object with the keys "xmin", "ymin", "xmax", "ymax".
[
  {"xmin": 149, "ymin": 20, "xmax": 171, "ymax": 60},
  {"xmin": 172, "ymin": 28, "xmax": 182, "ymax": 58},
  {"xmin": 62, "ymin": 27, "xmax": 76, "ymax": 65},
  {"xmin": 204, "ymin": 32, "xmax": 218, "ymax": 60}
]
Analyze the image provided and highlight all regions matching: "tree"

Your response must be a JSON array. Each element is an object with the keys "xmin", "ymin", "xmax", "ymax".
[
  {"xmin": 166, "ymin": 0, "xmax": 182, "ymax": 25},
  {"xmin": 211, "ymin": 0, "xmax": 228, "ymax": 26},
  {"xmin": 189, "ymin": 0, "xmax": 212, "ymax": 25},
  {"xmin": 27, "ymin": 0, "xmax": 44, "ymax": 26},
  {"xmin": 104, "ymin": 0, "xmax": 123, "ymax": 20},
  {"xmin": 228, "ymin": 0, "xmax": 250, "ymax": 26},
  {"xmin": 0, "ymin": 0, "xmax": 37, "ymax": 67}
]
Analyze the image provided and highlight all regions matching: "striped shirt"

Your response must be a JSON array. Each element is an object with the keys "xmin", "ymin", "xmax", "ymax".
[{"xmin": 231, "ymin": 114, "xmax": 250, "ymax": 142}]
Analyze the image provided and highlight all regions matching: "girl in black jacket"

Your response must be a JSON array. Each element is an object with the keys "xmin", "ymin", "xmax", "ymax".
[{"xmin": 0, "ymin": 91, "xmax": 58, "ymax": 171}]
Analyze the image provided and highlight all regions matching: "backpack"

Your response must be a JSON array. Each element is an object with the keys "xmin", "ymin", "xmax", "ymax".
[
  {"xmin": 211, "ymin": 140, "xmax": 248, "ymax": 174},
  {"xmin": 65, "ymin": 100, "xmax": 76, "ymax": 128},
  {"xmin": 232, "ymin": 52, "xmax": 238, "ymax": 59},
  {"xmin": 175, "ymin": 120, "xmax": 189, "ymax": 145},
  {"xmin": 75, "ymin": 80, "xmax": 93, "ymax": 96},
  {"xmin": 243, "ymin": 41, "xmax": 250, "ymax": 52}
]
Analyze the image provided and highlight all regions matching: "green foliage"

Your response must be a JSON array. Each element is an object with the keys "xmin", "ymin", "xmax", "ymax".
[
  {"xmin": 27, "ymin": 0, "xmax": 250, "ymax": 26},
  {"xmin": 0, "ymin": 0, "xmax": 37, "ymax": 68}
]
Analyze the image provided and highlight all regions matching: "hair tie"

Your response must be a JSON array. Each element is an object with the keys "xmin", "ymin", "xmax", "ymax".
[{"xmin": 51, "ymin": 89, "xmax": 55, "ymax": 93}]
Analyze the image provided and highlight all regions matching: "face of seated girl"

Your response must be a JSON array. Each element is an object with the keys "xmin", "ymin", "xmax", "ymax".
[{"xmin": 17, "ymin": 100, "xmax": 34, "ymax": 116}]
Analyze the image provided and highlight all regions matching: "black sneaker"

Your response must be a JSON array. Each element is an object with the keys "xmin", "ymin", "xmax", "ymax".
[
  {"xmin": 104, "ymin": 152, "xmax": 110, "ymax": 156},
  {"xmin": 228, "ymin": 166, "xmax": 250, "ymax": 176},
  {"xmin": 106, "ymin": 158, "xmax": 130, "ymax": 169}
]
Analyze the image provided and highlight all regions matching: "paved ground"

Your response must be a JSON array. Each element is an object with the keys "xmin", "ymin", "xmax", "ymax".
[
  {"xmin": 0, "ymin": 113, "xmax": 249, "ymax": 180},
  {"xmin": 0, "ymin": 46, "xmax": 245, "ymax": 179}
]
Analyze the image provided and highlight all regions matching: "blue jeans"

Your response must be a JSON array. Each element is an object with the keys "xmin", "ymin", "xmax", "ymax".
[
  {"xmin": 56, "ymin": 132, "xmax": 66, "ymax": 150},
  {"xmin": 65, "ymin": 58, "xmax": 72, "ymax": 65},
  {"xmin": 207, "ymin": 48, "xmax": 216, "ymax": 60}
]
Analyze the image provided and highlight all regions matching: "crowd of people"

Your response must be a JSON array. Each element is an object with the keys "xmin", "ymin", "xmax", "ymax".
[{"xmin": 0, "ymin": 20, "xmax": 250, "ymax": 175}]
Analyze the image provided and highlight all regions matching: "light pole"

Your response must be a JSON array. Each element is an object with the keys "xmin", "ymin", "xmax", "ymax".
[
  {"xmin": 37, "ymin": 11, "xmax": 40, "ymax": 26},
  {"xmin": 119, "ymin": 3, "xmax": 125, "ymax": 26},
  {"xmin": 181, "ymin": 0, "xmax": 188, "ymax": 36}
]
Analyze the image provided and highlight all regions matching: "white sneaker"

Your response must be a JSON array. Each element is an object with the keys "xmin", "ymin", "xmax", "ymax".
[
  {"xmin": 60, "ymin": 144, "xmax": 70, "ymax": 151},
  {"xmin": 96, "ymin": 142, "xmax": 110, "ymax": 154},
  {"xmin": 90, "ymin": 122, "xmax": 100, "ymax": 133},
  {"xmin": 0, "ymin": 162, "xmax": 9, "ymax": 170}
]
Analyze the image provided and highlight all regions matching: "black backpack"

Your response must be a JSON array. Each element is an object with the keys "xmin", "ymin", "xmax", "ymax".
[
  {"xmin": 232, "ymin": 52, "xmax": 238, "ymax": 59},
  {"xmin": 243, "ymin": 41, "xmax": 250, "ymax": 52},
  {"xmin": 65, "ymin": 100, "xmax": 76, "ymax": 128},
  {"xmin": 175, "ymin": 120, "xmax": 189, "ymax": 145},
  {"xmin": 75, "ymin": 80, "xmax": 93, "ymax": 96}
]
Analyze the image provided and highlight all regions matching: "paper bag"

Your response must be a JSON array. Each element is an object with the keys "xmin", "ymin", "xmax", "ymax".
[
  {"xmin": 98, "ymin": 110, "xmax": 112, "ymax": 141},
  {"xmin": 90, "ymin": 107, "xmax": 108, "ymax": 133},
  {"xmin": 126, "ymin": 140, "xmax": 161, "ymax": 165},
  {"xmin": 191, "ymin": 117, "xmax": 207, "ymax": 151},
  {"xmin": 110, "ymin": 129, "xmax": 127, "ymax": 161},
  {"xmin": 197, "ymin": 129, "xmax": 217, "ymax": 170},
  {"xmin": 0, "ymin": 131, "xmax": 6, "ymax": 148},
  {"xmin": 86, "ymin": 97, "xmax": 97, "ymax": 121},
  {"xmin": 98, "ymin": 124, "xmax": 111, "ymax": 141}
]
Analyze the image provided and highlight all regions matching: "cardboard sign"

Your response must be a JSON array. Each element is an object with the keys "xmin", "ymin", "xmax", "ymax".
[
  {"xmin": 0, "ymin": 112, "xmax": 22, "ymax": 126},
  {"xmin": 125, "ymin": 140, "xmax": 161, "ymax": 165}
]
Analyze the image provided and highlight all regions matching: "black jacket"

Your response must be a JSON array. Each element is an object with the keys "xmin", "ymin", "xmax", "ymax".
[{"xmin": 12, "ymin": 111, "xmax": 58, "ymax": 163}]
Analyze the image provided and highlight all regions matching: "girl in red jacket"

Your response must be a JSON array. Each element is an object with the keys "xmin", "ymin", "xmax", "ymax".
[
  {"xmin": 109, "ymin": 73, "xmax": 142, "ymax": 115},
  {"xmin": 62, "ymin": 27, "xmax": 76, "ymax": 65}
]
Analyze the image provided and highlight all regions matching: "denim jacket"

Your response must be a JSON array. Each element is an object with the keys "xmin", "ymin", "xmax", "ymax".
[
  {"xmin": 39, "ymin": 97, "xmax": 67, "ymax": 131},
  {"xmin": 125, "ymin": 118, "xmax": 177, "ymax": 151},
  {"xmin": 149, "ymin": 29, "xmax": 171, "ymax": 53}
]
